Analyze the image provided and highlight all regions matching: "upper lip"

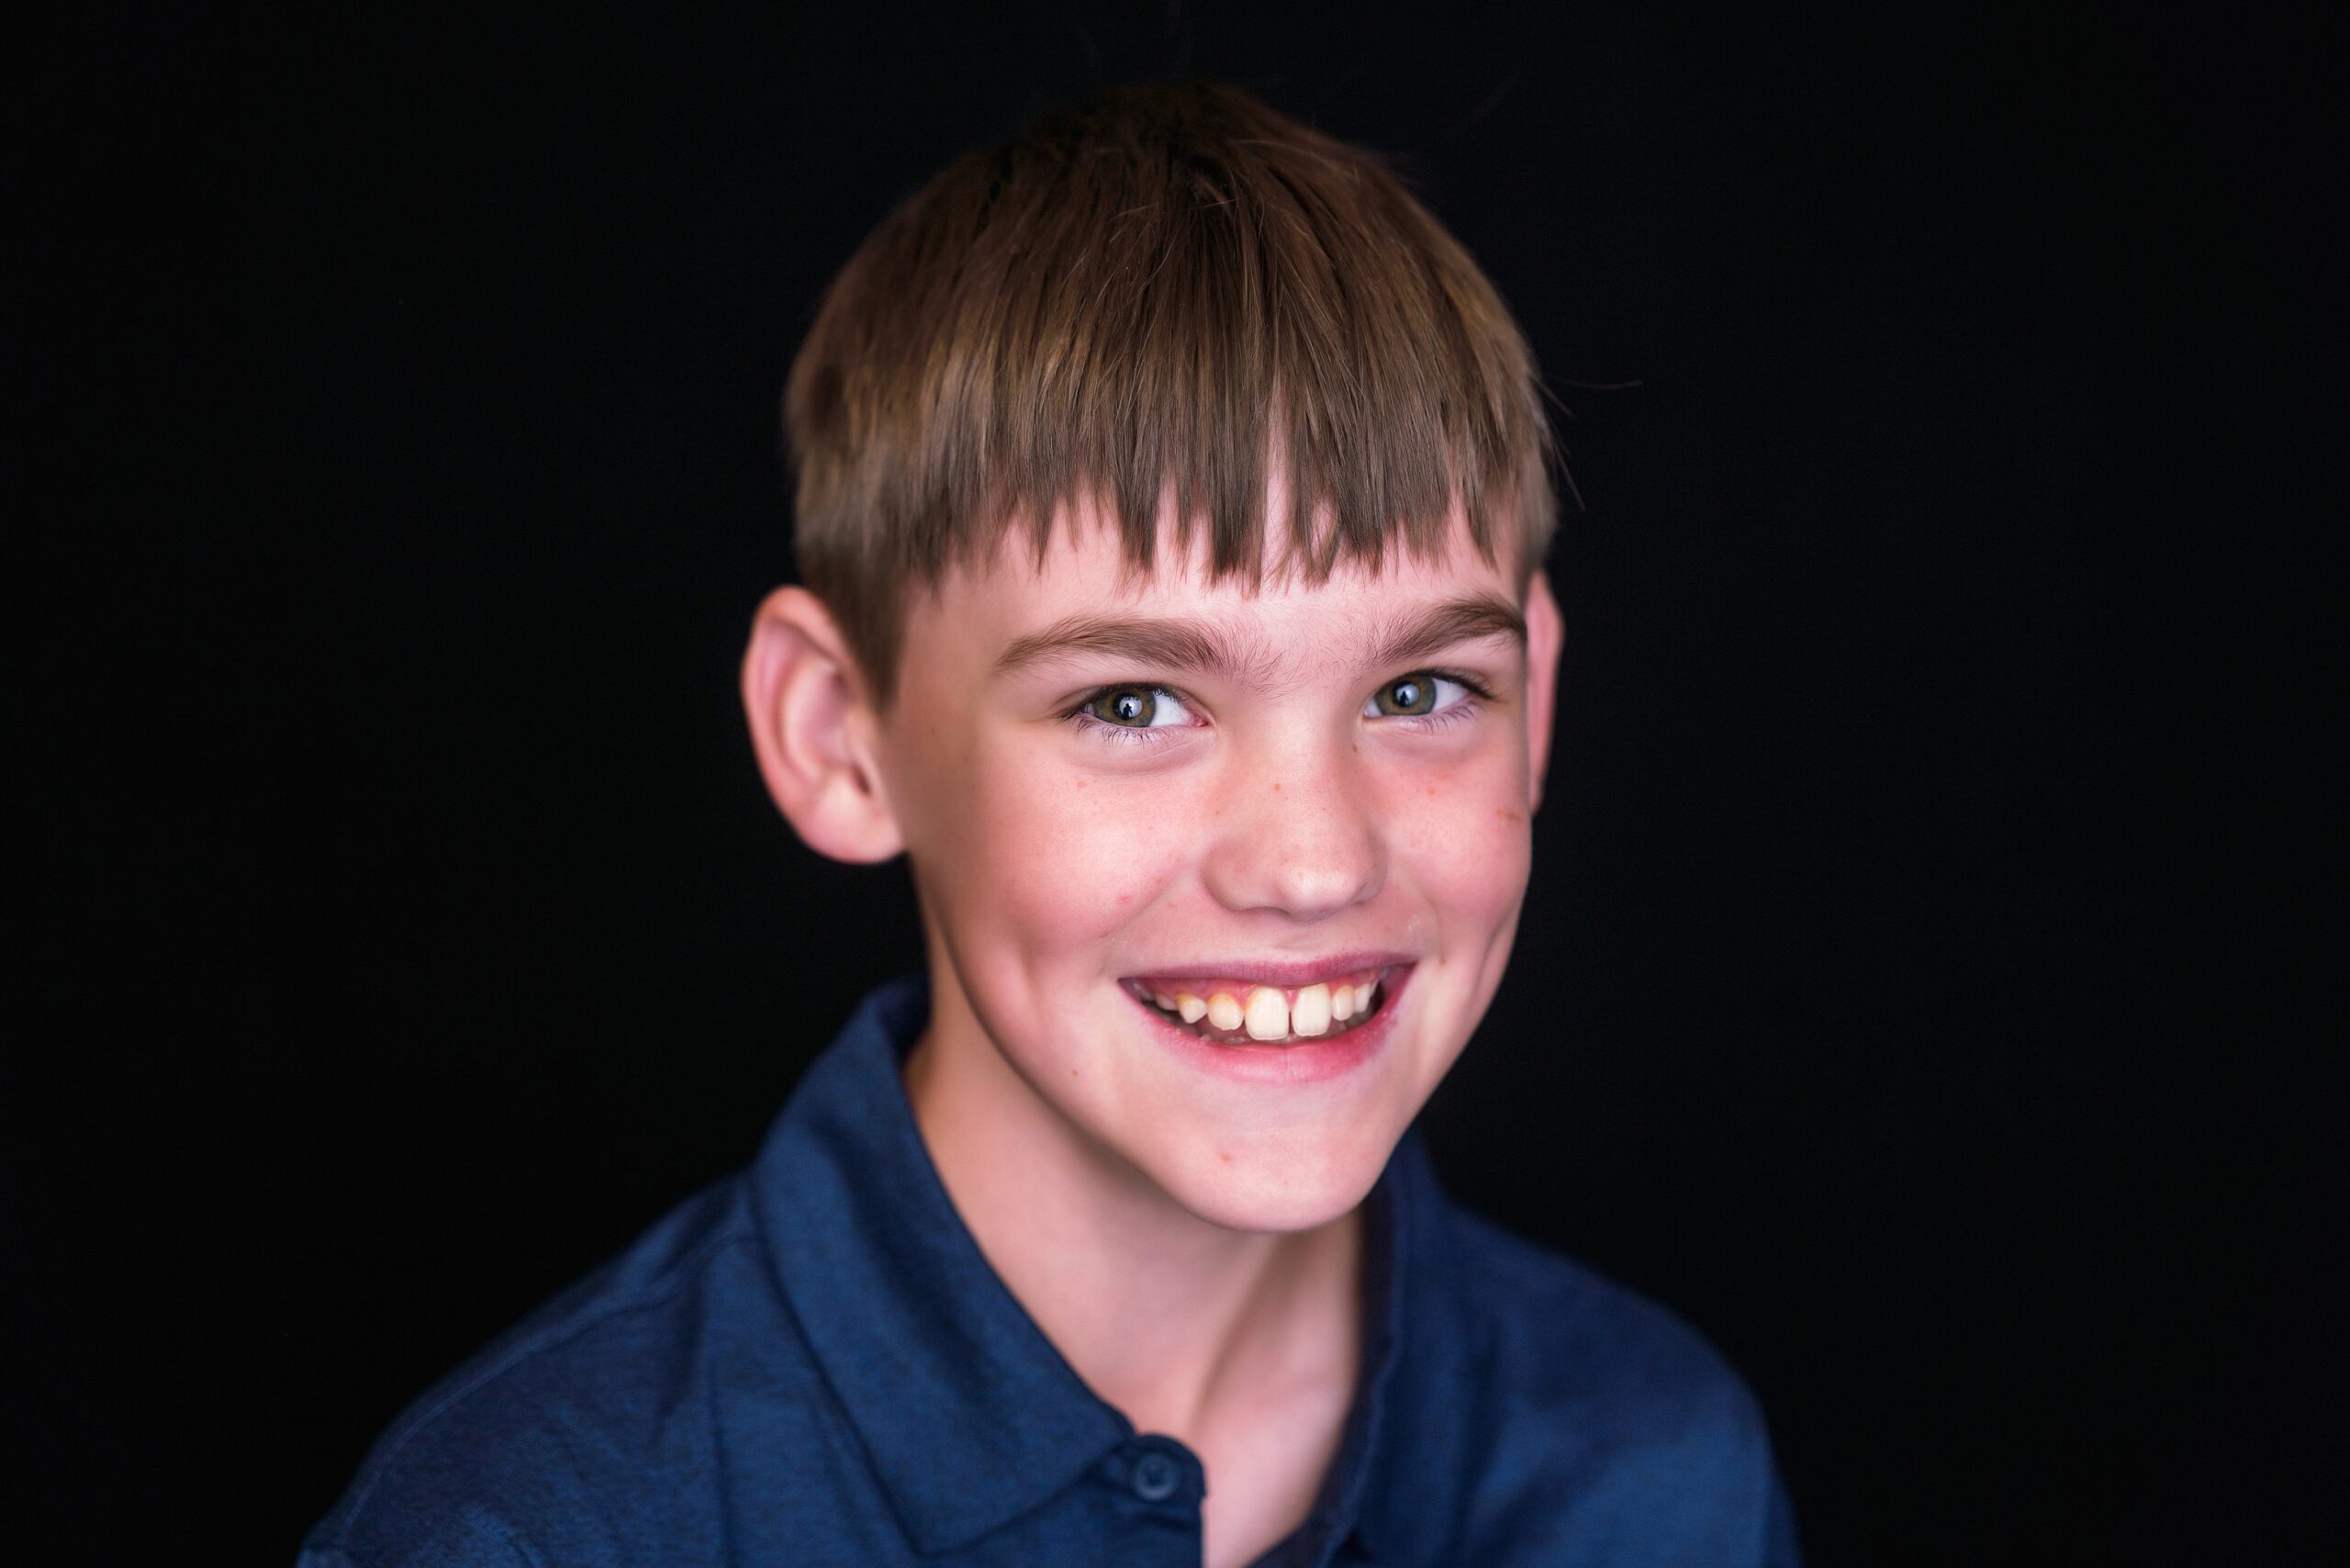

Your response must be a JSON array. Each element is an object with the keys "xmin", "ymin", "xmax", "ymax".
[{"xmin": 1118, "ymin": 950, "xmax": 1416, "ymax": 988}]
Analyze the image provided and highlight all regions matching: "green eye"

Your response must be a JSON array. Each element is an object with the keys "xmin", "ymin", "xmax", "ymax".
[
  {"xmin": 1087, "ymin": 686, "xmax": 1158, "ymax": 727},
  {"xmin": 1371, "ymin": 675, "xmax": 1438, "ymax": 716}
]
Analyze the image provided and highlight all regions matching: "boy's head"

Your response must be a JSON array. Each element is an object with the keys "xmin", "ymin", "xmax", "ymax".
[{"xmin": 745, "ymin": 82, "xmax": 1564, "ymax": 1233}]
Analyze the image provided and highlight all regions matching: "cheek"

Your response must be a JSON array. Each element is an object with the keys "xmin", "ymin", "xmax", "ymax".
[
  {"xmin": 1383, "ymin": 745, "xmax": 1534, "ymax": 927},
  {"xmin": 931, "ymin": 736, "xmax": 1187, "ymax": 961}
]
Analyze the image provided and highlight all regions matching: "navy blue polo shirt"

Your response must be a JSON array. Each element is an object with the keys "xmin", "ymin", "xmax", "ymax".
[{"xmin": 302, "ymin": 977, "xmax": 1800, "ymax": 1566}]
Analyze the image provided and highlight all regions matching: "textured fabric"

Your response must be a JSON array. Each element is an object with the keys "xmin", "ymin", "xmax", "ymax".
[{"xmin": 302, "ymin": 976, "xmax": 1801, "ymax": 1566}]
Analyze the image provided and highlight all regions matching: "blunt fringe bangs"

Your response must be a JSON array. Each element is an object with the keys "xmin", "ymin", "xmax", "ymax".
[{"xmin": 783, "ymin": 80, "xmax": 1559, "ymax": 703}]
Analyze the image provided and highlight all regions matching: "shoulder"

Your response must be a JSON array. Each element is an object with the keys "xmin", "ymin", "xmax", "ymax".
[
  {"xmin": 1423, "ymin": 1204, "xmax": 1798, "ymax": 1564},
  {"xmin": 302, "ymin": 1177, "xmax": 836, "ymax": 1568},
  {"xmin": 1449, "ymin": 1206, "xmax": 1764, "ymax": 1440}
]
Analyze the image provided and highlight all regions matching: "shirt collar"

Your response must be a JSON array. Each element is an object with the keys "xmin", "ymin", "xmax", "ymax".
[
  {"xmin": 1271, "ymin": 1127, "xmax": 1476, "ymax": 1565},
  {"xmin": 749, "ymin": 974, "xmax": 1462, "ymax": 1561},
  {"xmin": 1346, "ymin": 1130, "xmax": 1477, "ymax": 1563}
]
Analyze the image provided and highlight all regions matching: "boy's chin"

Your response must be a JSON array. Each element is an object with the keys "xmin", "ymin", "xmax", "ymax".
[{"xmin": 1136, "ymin": 1137, "xmax": 1393, "ymax": 1236}]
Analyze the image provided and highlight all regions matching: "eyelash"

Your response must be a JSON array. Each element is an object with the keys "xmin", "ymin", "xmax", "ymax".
[{"xmin": 1063, "ymin": 668, "xmax": 1496, "ymax": 748}]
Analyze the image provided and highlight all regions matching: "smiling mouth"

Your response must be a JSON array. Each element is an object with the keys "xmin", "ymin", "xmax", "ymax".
[{"xmin": 1120, "ymin": 967, "xmax": 1396, "ymax": 1046}]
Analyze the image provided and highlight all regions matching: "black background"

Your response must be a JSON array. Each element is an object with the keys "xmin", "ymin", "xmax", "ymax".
[{"xmin": 12, "ymin": 5, "xmax": 2341, "ymax": 1563}]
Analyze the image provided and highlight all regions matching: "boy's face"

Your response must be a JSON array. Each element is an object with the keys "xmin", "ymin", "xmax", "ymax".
[{"xmin": 869, "ymin": 498, "xmax": 1561, "ymax": 1234}]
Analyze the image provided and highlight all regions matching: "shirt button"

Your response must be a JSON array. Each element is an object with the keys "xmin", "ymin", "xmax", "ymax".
[{"xmin": 1131, "ymin": 1450, "xmax": 1181, "ymax": 1502}]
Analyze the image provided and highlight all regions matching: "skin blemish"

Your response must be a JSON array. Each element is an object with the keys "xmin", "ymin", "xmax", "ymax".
[{"xmin": 1495, "ymin": 809, "xmax": 1525, "ymax": 823}]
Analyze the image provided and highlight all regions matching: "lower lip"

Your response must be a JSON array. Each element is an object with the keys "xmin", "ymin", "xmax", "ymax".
[{"xmin": 1125, "ymin": 966, "xmax": 1413, "ymax": 1086}]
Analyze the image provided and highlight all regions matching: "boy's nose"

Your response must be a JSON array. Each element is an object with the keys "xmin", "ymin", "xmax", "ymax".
[{"xmin": 1199, "ymin": 743, "xmax": 1387, "ymax": 921}]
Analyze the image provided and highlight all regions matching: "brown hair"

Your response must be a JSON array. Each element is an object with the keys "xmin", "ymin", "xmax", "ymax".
[{"xmin": 784, "ymin": 81, "xmax": 1557, "ymax": 705}]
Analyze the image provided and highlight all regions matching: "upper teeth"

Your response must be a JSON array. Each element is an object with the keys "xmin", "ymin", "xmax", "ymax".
[{"xmin": 1147, "ymin": 977, "xmax": 1382, "ymax": 1041}]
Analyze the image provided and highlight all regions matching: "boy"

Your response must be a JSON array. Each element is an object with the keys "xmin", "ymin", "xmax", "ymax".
[{"xmin": 304, "ymin": 82, "xmax": 1799, "ymax": 1567}]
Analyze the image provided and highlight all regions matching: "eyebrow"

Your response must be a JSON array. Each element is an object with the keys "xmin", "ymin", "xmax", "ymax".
[{"xmin": 991, "ymin": 593, "xmax": 1526, "ymax": 685}]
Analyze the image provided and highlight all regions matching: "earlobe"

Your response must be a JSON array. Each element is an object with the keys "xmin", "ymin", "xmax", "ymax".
[
  {"xmin": 741, "ymin": 587, "xmax": 905, "ymax": 864},
  {"xmin": 1524, "ymin": 570, "xmax": 1565, "ymax": 812}
]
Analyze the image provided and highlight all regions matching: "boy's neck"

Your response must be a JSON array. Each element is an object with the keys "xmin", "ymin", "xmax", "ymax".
[{"xmin": 901, "ymin": 1004, "xmax": 1364, "ymax": 1446}]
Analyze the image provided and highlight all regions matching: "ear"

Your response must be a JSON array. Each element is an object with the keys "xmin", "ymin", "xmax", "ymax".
[
  {"xmin": 741, "ymin": 586, "xmax": 905, "ymax": 863},
  {"xmin": 1524, "ymin": 569, "xmax": 1565, "ymax": 812}
]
